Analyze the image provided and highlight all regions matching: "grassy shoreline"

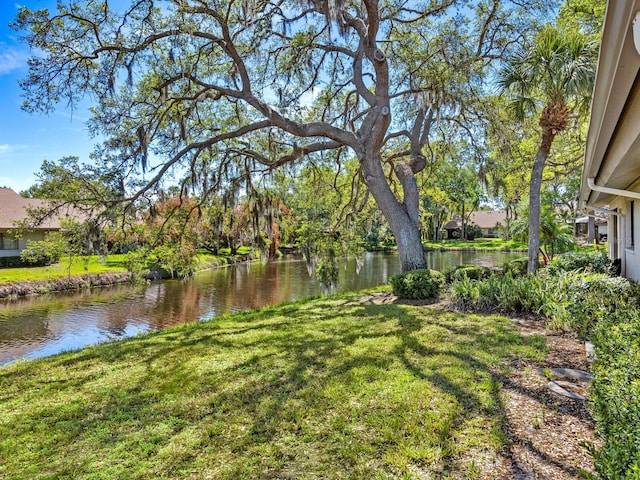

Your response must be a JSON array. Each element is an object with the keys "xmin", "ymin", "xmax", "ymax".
[
  {"xmin": 0, "ymin": 252, "xmax": 230, "ymax": 298},
  {"xmin": 0, "ymin": 290, "xmax": 546, "ymax": 479}
]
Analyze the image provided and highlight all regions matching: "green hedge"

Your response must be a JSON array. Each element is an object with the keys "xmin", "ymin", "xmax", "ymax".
[
  {"xmin": 0, "ymin": 256, "xmax": 29, "ymax": 268},
  {"xmin": 390, "ymin": 269, "xmax": 445, "ymax": 299},
  {"xmin": 590, "ymin": 309, "xmax": 640, "ymax": 479},
  {"xmin": 443, "ymin": 264, "xmax": 492, "ymax": 284},
  {"xmin": 546, "ymin": 251, "xmax": 611, "ymax": 275},
  {"xmin": 502, "ymin": 257, "xmax": 528, "ymax": 277}
]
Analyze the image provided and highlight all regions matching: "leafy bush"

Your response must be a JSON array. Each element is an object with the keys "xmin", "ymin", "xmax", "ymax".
[
  {"xmin": 123, "ymin": 247, "xmax": 151, "ymax": 278},
  {"xmin": 443, "ymin": 265, "xmax": 466, "ymax": 284},
  {"xmin": 465, "ymin": 224, "xmax": 484, "ymax": 241},
  {"xmin": 19, "ymin": 234, "xmax": 66, "ymax": 266},
  {"xmin": 546, "ymin": 251, "xmax": 611, "ymax": 275},
  {"xmin": 589, "ymin": 308, "xmax": 640, "ymax": 479},
  {"xmin": 543, "ymin": 273, "xmax": 637, "ymax": 337},
  {"xmin": 450, "ymin": 269, "xmax": 636, "ymax": 336},
  {"xmin": 390, "ymin": 269, "xmax": 445, "ymax": 299},
  {"xmin": 502, "ymin": 257, "xmax": 528, "ymax": 277},
  {"xmin": 450, "ymin": 272, "xmax": 547, "ymax": 314},
  {"xmin": 451, "ymin": 265, "xmax": 492, "ymax": 282},
  {"xmin": 0, "ymin": 256, "xmax": 26, "ymax": 268}
]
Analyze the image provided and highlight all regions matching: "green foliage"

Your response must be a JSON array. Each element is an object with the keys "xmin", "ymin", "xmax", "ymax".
[
  {"xmin": 543, "ymin": 273, "xmax": 637, "ymax": 336},
  {"xmin": 390, "ymin": 269, "xmax": 445, "ymax": 299},
  {"xmin": 465, "ymin": 224, "xmax": 484, "ymax": 241},
  {"xmin": 122, "ymin": 247, "xmax": 151, "ymax": 278},
  {"xmin": 450, "ymin": 253, "xmax": 637, "ymax": 337},
  {"xmin": 589, "ymin": 308, "xmax": 640, "ymax": 479},
  {"xmin": 151, "ymin": 245, "xmax": 197, "ymax": 279},
  {"xmin": 502, "ymin": 257, "xmax": 529, "ymax": 277},
  {"xmin": 0, "ymin": 257, "xmax": 25, "ymax": 268},
  {"xmin": 19, "ymin": 232, "xmax": 66, "ymax": 266},
  {"xmin": 498, "ymin": 24, "xmax": 598, "ymax": 121},
  {"xmin": 450, "ymin": 272, "xmax": 546, "ymax": 314},
  {"xmin": 546, "ymin": 251, "xmax": 611, "ymax": 275},
  {"xmin": 444, "ymin": 265, "xmax": 492, "ymax": 284},
  {"xmin": 510, "ymin": 203, "xmax": 576, "ymax": 260}
]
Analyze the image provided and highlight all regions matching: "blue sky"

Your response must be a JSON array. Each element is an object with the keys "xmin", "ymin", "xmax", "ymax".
[{"xmin": 0, "ymin": 1, "xmax": 95, "ymax": 193}]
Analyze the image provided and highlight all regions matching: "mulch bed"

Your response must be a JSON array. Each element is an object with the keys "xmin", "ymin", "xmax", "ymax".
[{"xmin": 497, "ymin": 318, "xmax": 598, "ymax": 479}]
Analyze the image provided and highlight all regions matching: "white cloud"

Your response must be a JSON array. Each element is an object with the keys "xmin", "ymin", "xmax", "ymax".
[
  {"xmin": 0, "ymin": 144, "xmax": 27, "ymax": 155},
  {"xmin": 0, "ymin": 175, "xmax": 34, "ymax": 192},
  {"xmin": 0, "ymin": 43, "xmax": 28, "ymax": 75}
]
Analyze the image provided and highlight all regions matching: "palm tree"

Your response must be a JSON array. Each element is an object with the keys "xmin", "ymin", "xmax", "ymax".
[
  {"xmin": 510, "ymin": 202, "xmax": 575, "ymax": 265},
  {"xmin": 498, "ymin": 25, "xmax": 597, "ymax": 273}
]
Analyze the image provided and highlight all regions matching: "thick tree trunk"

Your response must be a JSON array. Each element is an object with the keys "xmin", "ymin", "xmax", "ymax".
[
  {"xmin": 360, "ymin": 152, "xmax": 427, "ymax": 272},
  {"xmin": 528, "ymin": 130, "xmax": 555, "ymax": 274}
]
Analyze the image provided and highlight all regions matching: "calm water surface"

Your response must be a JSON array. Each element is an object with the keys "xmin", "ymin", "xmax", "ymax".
[{"xmin": 0, "ymin": 251, "xmax": 522, "ymax": 365}]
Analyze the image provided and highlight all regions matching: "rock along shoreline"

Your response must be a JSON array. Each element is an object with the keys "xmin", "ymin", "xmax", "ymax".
[{"xmin": 0, "ymin": 271, "xmax": 135, "ymax": 300}]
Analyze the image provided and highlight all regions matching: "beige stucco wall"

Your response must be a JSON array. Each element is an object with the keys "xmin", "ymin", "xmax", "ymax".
[{"xmin": 0, "ymin": 231, "xmax": 47, "ymax": 258}]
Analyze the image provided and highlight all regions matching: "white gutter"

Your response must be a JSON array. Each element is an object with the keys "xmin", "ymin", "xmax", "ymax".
[
  {"xmin": 582, "ymin": 202, "xmax": 624, "ymax": 217},
  {"xmin": 587, "ymin": 177, "xmax": 640, "ymax": 200}
]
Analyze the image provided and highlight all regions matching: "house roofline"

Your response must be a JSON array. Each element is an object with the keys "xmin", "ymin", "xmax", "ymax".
[{"xmin": 580, "ymin": 1, "xmax": 640, "ymax": 207}]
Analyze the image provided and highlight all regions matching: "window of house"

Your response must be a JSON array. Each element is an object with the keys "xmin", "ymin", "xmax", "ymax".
[{"xmin": 0, "ymin": 233, "xmax": 19, "ymax": 250}]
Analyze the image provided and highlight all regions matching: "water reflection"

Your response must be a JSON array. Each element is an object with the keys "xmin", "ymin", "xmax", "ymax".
[{"xmin": 0, "ymin": 251, "xmax": 522, "ymax": 365}]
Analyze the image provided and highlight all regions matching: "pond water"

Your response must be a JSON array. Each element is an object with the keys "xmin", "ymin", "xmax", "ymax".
[{"xmin": 0, "ymin": 251, "xmax": 523, "ymax": 365}]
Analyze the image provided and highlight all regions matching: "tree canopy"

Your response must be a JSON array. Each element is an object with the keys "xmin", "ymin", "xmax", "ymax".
[{"xmin": 14, "ymin": 0, "xmax": 554, "ymax": 272}]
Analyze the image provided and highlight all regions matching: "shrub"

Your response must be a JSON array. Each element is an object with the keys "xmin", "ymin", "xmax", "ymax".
[
  {"xmin": 390, "ymin": 269, "xmax": 445, "ymax": 299},
  {"xmin": 589, "ymin": 308, "xmax": 640, "ymax": 479},
  {"xmin": 543, "ymin": 272, "xmax": 638, "ymax": 337},
  {"xmin": 444, "ymin": 265, "xmax": 466, "ymax": 284},
  {"xmin": 450, "ymin": 272, "xmax": 547, "ymax": 314},
  {"xmin": 0, "ymin": 256, "xmax": 26, "ymax": 268},
  {"xmin": 546, "ymin": 251, "xmax": 611, "ymax": 275},
  {"xmin": 444, "ymin": 265, "xmax": 494, "ymax": 284},
  {"xmin": 19, "ymin": 236, "xmax": 65, "ymax": 266},
  {"xmin": 465, "ymin": 224, "xmax": 484, "ymax": 240},
  {"xmin": 451, "ymin": 265, "xmax": 492, "ymax": 282},
  {"xmin": 502, "ymin": 257, "xmax": 528, "ymax": 277}
]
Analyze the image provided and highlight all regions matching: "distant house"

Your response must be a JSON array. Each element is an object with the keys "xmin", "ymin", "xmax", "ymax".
[
  {"xmin": 0, "ymin": 187, "xmax": 72, "ymax": 258},
  {"xmin": 443, "ymin": 210, "xmax": 507, "ymax": 239},
  {"xmin": 575, "ymin": 215, "xmax": 608, "ymax": 242},
  {"xmin": 579, "ymin": 3, "xmax": 640, "ymax": 281}
]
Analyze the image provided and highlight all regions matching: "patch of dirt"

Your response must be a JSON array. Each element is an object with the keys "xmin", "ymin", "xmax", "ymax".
[{"xmin": 360, "ymin": 292, "xmax": 599, "ymax": 479}]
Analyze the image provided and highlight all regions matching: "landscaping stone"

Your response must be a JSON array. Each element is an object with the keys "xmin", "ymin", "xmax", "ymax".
[
  {"xmin": 537, "ymin": 367, "xmax": 592, "ymax": 400},
  {"xmin": 548, "ymin": 367, "xmax": 593, "ymax": 383},
  {"xmin": 547, "ymin": 380, "xmax": 588, "ymax": 401},
  {"xmin": 585, "ymin": 341, "xmax": 595, "ymax": 363}
]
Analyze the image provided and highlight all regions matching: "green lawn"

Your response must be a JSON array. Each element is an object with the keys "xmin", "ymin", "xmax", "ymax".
[
  {"xmin": 0, "ymin": 255, "xmax": 128, "ymax": 283},
  {"xmin": 0, "ymin": 291, "xmax": 545, "ymax": 479},
  {"xmin": 0, "ymin": 252, "xmax": 225, "ymax": 283},
  {"xmin": 424, "ymin": 238, "xmax": 527, "ymax": 251}
]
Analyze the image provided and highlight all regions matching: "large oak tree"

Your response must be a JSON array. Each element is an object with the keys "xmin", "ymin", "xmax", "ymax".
[{"xmin": 15, "ymin": 0, "xmax": 549, "ymax": 271}]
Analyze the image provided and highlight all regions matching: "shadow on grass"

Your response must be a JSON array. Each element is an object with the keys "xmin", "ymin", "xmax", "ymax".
[{"xmin": 0, "ymin": 298, "xmax": 585, "ymax": 478}]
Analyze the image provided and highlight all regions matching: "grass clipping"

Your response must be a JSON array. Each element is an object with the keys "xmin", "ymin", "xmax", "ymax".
[{"xmin": 0, "ymin": 293, "xmax": 546, "ymax": 479}]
